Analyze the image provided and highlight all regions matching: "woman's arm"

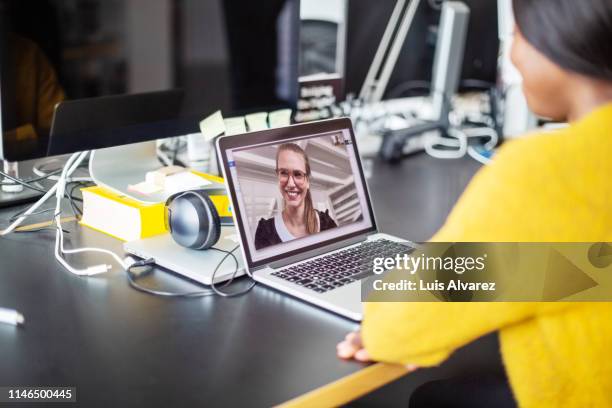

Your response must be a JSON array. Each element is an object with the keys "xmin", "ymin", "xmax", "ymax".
[
  {"xmin": 340, "ymin": 135, "xmax": 576, "ymax": 365},
  {"xmin": 361, "ymin": 301, "xmax": 569, "ymax": 366}
]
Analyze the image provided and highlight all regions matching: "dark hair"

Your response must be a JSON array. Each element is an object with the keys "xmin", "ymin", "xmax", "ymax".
[
  {"xmin": 275, "ymin": 143, "xmax": 318, "ymax": 234},
  {"xmin": 513, "ymin": 0, "xmax": 612, "ymax": 81}
]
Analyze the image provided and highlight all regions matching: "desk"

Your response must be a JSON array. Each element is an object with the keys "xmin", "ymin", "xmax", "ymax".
[{"xmin": 0, "ymin": 154, "xmax": 493, "ymax": 407}]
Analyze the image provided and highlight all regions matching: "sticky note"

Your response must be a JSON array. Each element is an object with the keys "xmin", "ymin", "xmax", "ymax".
[
  {"xmin": 164, "ymin": 172, "xmax": 212, "ymax": 195},
  {"xmin": 268, "ymin": 109, "xmax": 292, "ymax": 128},
  {"xmin": 128, "ymin": 181, "xmax": 163, "ymax": 196},
  {"xmin": 199, "ymin": 110, "xmax": 226, "ymax": 141},
  {"xmin": 145, "ymin": 166, "xmax": 186, "ymax": 188},
  {"xmin": 245, "ymin": 112, "xmax": 269, "ymax": 131},
  {"xmin": 224, "ymin": 117, "xmax": 247, "ymax": 135}
]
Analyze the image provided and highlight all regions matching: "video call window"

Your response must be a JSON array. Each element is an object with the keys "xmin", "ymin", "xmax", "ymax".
[{"xmin": 229, "ymin": 131, "xmax": 367, "ymax": 256}]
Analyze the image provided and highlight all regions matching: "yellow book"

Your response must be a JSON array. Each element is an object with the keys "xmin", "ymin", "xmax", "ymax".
[
  {"xmin": 80, "ymin": 186, "xmax": 167, "ymax": 241},
  {"xmin": 191, "ymin": 171, "xmax": 233, "ymax": 219}
]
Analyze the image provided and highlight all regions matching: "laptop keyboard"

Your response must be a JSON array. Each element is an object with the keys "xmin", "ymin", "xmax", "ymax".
[{"xmin": 270, "ymin": 239, "xmax": 413, "ymax": 294}]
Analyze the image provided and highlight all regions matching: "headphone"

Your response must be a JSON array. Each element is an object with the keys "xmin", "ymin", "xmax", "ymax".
[{"xmin": 165, "ymin": 189, "xmax": 223, "ymax": 250}]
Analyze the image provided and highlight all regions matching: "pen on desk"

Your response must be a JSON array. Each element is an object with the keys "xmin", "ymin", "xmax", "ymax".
[{"xmin": 0, "ymin": 307, "xmax": 25, "ymax": 326}]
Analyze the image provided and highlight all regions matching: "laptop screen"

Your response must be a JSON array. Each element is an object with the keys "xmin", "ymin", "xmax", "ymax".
[{"xmin": 219, "ymin": 119, "xmax": 377, "ymax": 269}]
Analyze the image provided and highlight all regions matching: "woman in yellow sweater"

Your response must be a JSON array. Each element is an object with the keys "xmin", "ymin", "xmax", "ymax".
[{"xmin": 337, "ymin": 0, "xmax": 612, "ymax": 407}]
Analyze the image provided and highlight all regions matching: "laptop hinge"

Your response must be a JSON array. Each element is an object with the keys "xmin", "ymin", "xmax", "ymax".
[{"xmin": 268, "ymin": 234, "xmax": 369, "ymax": 270}]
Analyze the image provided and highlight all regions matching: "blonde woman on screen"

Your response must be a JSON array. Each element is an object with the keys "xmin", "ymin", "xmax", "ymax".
[{"xmin": 254, "ymin": 143, "xmax": 337, "ymax": 250}]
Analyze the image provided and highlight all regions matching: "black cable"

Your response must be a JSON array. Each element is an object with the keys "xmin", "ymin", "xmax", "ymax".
[
  {"xmin": 66, "ymin": 181, "xmax": 89, "ymax": 218},
  {"xmin": 156, "ymin": 138, "xmax": 187, "ymax": 167},
  {"xmin": 0, "ymin": 168, "xmax": 63, "ymax": 186},
  {"xmin": 15, "ymin": 227, "xmax": 70, "ymax": 234},
  {"xmin": 9, "ymin": 208, "xmax": 55, "ymax": 223},
  {"xmin": 170, "ymin": 137, "xmax": 181, "ymax": 165},
  {"xmin": 125, "ymin": 245, "xmax": 256, "ymax": 298},
  {"xmin": 5, "ymin": 180, "xmax": 90, "ymax": 231},
  {"xmin": 1, "ymin": 156, "xmax": 90, "ymax": 193},
  {"xmin": 67, "ymin": 192, "xmax": 81, "ymax": 219},
  {"xmin": 0, "ymin": 170, "xmax": 48, "ymax": 193}
]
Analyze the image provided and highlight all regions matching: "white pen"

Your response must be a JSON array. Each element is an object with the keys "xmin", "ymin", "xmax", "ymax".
[{"xmin": 0, "ymin": 307, "xmax": 25, "ymax": 326}]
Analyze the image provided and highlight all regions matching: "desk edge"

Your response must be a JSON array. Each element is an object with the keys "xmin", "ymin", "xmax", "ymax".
[{"xmin": 276, "ymin": 363, "xmax": 410, "ymax": 408}]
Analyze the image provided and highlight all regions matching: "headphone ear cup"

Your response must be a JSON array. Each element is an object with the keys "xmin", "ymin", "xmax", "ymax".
[
  {"xmin": 192, "ymin": 192, "xmax": 221, "ymax": 250},
  {"xmin": 167, "ymin": 190, "xmax": 221, "ymax": 250}
]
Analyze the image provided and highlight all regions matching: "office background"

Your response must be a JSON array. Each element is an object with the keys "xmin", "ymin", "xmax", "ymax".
[{"xmin": 0, "ymin": 0, "xmax": 545, "ymax": 406}]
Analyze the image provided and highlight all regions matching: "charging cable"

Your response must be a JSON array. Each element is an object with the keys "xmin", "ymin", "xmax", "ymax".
[
  {"xmin": 1, "ymin": 153, "xmax": 89, "ymax": 236},
  {"xmin": 50, "ymin": 152, "xmax": 254, "ymax": 295},
  {"xmin": 53, "ymin": 152, "xmax": 125, "ymax": 276},
  {"xmin": 124, "ymin": 245, "xmax": 256, "ymax": 298}
]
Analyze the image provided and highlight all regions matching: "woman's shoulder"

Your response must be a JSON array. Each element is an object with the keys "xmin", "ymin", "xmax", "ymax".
[
  {"xmin": 433, "ymin": 116, "xmax": 612, "ymax": 241},
  {"xmin": 496, "ymin": 105, "xmax": 612, "ymax": 171},
  {"xmin": 479, "ymin": 127, "xmax": 578, "ymax": 187}
]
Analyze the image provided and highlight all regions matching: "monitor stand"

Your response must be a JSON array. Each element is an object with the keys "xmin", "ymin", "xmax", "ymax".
[
  {"xmin": 0, "ymin": 161, "xmax": 43, "ymax": 208},
  {"xmin": 90, "ymin": 140, "xmax": 225, "ymax": 205},
  {"xmin": 89, "ymin": 140, "xmax": 175, "ymax": 204}
]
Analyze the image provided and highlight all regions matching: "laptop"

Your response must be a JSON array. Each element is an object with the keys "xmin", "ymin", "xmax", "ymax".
[{"xmin": 216, "ymin": 118, "xmax": 413, "ymax": 320}]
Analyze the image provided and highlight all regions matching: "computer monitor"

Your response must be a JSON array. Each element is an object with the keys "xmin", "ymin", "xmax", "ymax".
[
  {"xmin": 344, "ymin": 0, "xmax": 499, "ymax": 99},
  {"xmin": 0, "ymin": 0, "xmax": 300, "ymax": 163}
]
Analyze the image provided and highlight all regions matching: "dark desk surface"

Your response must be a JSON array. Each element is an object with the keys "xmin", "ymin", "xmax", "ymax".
[{"xmin": 0, "ymin": 154, "xmax": 489, "ymax": 407}]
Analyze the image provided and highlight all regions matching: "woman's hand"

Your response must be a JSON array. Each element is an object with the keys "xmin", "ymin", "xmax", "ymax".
[
  {"xmin": 337, "ymin": 330, "xmax": 419, "ymax": 372},
  {"xmin": 336, "ymin": 331, "xmax": 371, "ymax": 362}
]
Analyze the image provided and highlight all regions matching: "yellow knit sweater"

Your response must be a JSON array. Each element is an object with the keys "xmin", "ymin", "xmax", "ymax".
[{"xmin": 362, "ymin": 104, "xmax": 612, "ymax": 407}]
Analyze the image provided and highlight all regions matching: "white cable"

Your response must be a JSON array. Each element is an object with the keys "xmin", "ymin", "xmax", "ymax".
[
  {"xmin": 53, "ymin": 151, "xmax": 124, "ymax": 276},
  {"xmin": 462, "ymin": 126, "xmax": 499, "ymax": 150},
  {"xmin": 424, "ymin": 127, "xmax": 468, "ymax": 159},
  {"xmin": 464, "ymin": 127, "xmax": 497, "ymax": 165},
  {"xmin": 425, "ymin": 125, "xmax": 499, "ymax": 161},
  {"xmin": 49, "ymin": 176, "xmax": 93, "ymax": 183},
  {"xmin": 32, "ymin": 158, "xmax": 63, "ymax": 177},
  {"xmin": 53, "ymin": 153, "xmax": 99, "ymax": 275},
  {"xmin": 1, "ymin": 153, "xmax": 87, "ymax": 236},
  {"xmin": 32, "ymin": 157, "xmax": 92, "ymax": 183},
  {"xmin": 467, "ymin": 146, "xmax": 493, "ymax": 165}
]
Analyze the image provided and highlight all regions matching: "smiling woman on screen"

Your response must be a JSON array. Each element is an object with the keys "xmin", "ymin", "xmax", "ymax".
[{"xmin": 254, "ymin": 143, "xmax": 337, "ymax": 250}]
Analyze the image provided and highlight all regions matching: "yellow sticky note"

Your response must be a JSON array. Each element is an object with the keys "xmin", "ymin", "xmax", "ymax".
[
  {"xmin": 199, "ymin": 110, "xmax": 226, "ymax": 141},
  {"xmin": 224, "ymin": 117, "xmax": 247, "ymax": 135},
  {"xmin": 268, "ymin": 109, "xmax": 292, "ymax": 128},
  {"xmin": 245, "ymin": 112, "xmax": 269, "ymax": 131}
]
